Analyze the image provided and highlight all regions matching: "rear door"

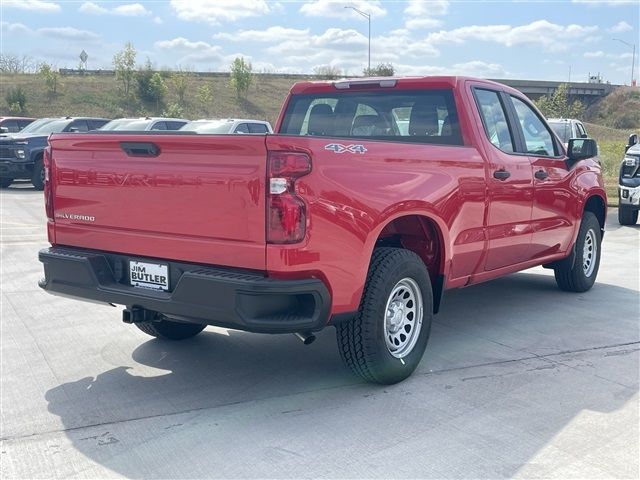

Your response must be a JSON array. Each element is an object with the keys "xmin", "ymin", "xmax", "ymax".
[
  {"xmin": 507, "ymin": 95, "xmax": 575, "ymax": 259},
  {"xmin": 50, "ymin": 133, "xmax": 268, "ymax": 270},
  {"xmin": 472, "ymin": 87, "xmax": 534, "ymax": 271}
]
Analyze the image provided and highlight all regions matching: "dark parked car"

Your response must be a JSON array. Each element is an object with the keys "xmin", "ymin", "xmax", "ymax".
[
  {"xmin": 618, "ymin": 133, "xmax": 640, "ymax": 225},
  {"xmin": 0, "ymin": 117, "xmax": 36, "ymax": 135},
  {"xmin": 0, "ymin": 117, "xmax": 109, "ymax": 189}
]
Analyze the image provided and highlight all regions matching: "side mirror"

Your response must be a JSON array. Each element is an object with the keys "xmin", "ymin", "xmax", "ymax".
[
  {"xmin": 568, "ymin": 138, "xmax": 598, "ymax": 162},
  {"xmin": 68, "ymin": 127, "xmax": 79, "ymax": 133},
  {"xmin": 626, "ymin": 133, "xmax": 638, "ymax": 153}
]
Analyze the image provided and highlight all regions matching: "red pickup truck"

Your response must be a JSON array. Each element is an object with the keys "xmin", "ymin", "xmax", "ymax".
[{"xmin": 39, "ymin": 77, "xmax": 606, "ymax": 384}]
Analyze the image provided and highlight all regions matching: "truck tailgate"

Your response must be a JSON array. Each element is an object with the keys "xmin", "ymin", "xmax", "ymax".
[{"xmin": 48, "ymin": 134, "xmax": 267, "ymax": 270}]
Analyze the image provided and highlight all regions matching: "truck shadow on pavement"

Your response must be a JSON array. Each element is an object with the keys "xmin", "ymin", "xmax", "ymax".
[{"xmin": 44, "ymin": 271, "xmax": 639, "ymax": 478}]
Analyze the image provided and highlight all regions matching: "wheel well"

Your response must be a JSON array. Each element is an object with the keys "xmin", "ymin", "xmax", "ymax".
[
  {"xmin": 584, "ymin": 195, "xmax": 606, "ymax": 234},
  {"xmin": 375, "ymin": 215, "xmax": 445, "ymax": 313}
]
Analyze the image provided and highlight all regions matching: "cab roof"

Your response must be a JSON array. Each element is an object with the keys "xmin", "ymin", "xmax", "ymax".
[{"xmin": 289, "ymin": 76, "xmax": 520, "ymax": 96}]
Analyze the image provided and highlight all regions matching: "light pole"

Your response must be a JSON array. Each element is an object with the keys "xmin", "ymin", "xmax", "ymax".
[
  {"xmin": 344, "ymin": 5, "xmax": 370, "ymax": 74},
  {"xmin": 613, "ymin": 38, "xmax": 636, "ymax": 86}
]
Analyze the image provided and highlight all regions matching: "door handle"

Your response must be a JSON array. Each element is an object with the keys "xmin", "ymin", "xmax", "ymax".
[
  {"xmin": 493, "ymin": 169, "xmax": 511, "ymax": 180},
  {"xmin": 534, "ymin": 169, "xmax": 549, "ymax": 180},
  {"xmin": 120, "ymin": 142, "xmax": 160, "ymax": 157}
]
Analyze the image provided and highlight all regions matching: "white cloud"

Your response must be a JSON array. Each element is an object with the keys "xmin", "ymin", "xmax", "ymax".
[
  {"xmin": 2, "ymin": 0, "xmax": 60, "ymax": 13},
  {"xmin": 38, "ymin": 27, "xmax": 101, "ymax": 41},
  {"xmin": 299, "ymin": 0, "xmax": 386, "ymax": 18},
  {"xmin": 154, "ymin": 37, "xmax": 224, "ymax": 63},
  {"xmin": 393, "ymin": 60, "xmax": 507, "ymax": 78},
  {"xmin": 0, "ymin": 21, "xmax": 33, "ymax": 35},
  {"xmin": 213, "ymin": 27, "xmax": 310, "ymax": 43},
  {"xmin": 170, "ymin": 0, "xmax": 271, "ymax": 25},
  {"xmin": 608, "ymin": 20, "xmax": 633, "ymax": 32},
  {"xmin": 426, "ymin": 20, "xmax": 598, "ymax": 52},
  {"xmin": 584, "ymin": 50, "xmax": 605, "ymax": 57},
  {"xmin": 153, "ymin": 16, "xmax": 163, "ymax": 25},
  {"xmin": 79, "ymin": 2, "xmax": 152, "ymax": 16},
  {"xmin": 404, "ymin": 0, "xmax": 448, "ymax": 30}
]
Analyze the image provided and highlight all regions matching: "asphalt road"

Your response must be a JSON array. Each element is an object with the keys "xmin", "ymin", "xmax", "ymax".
[{"xmin": 1, "ymin": 182, "xmax": 638, "ymax": 479}]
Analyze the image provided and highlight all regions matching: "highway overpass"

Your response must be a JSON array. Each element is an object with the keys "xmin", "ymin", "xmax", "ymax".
[{"xmin": 490, "ymin": 78, "xmax": 620, "ymax": 104}]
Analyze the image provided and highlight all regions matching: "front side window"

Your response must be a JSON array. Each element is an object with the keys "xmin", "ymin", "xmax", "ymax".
[
  {"xmin": 280, "ymin": 89, "xmax": 463, "ymax": 146},
  {"xmin": 474, "ymin": 89, "xmax": 514, "ymax": 153},
  {"xmin": 234, "ymin": 123, "xmax": 250, "ymax": 133},
  {"xmin": 511, "ymin": 96, "xmax": 557, "ymax": 156},
  {"xmin": 151, "ymin": 122, "xmax": 167, "ymax": 131},
  {"xmin": 248, "ymin": 123, "xmax": 268, "ymax": 134},
  {"xmin": 67, "ymin": 121, "xmax": 89, "ymax": 132}
]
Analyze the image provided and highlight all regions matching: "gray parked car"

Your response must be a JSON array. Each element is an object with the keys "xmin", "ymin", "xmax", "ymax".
[{"xmin": 99, "ymin": 117, "xmax": 188, "ymax": 131}]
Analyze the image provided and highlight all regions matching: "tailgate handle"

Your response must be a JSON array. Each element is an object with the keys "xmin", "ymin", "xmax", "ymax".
[{"xmin": 120, "ymin": 142, "xmax": 160, "ymax": 157}]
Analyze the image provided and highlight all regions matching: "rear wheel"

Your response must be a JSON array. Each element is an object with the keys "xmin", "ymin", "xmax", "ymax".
[
  {"xmin": 618, "ymin": 206, "xmax": 638, "ymax": 226},
  {"xmin": 554, "ymin": 211, "xmax": 601, "ymax": 292},
  {"xmin": 0, "ymin": 178, "xmax": 13, "ymax": 188},
  {"xmin": 336, "ymin": 247, "xmax": 433, "ymax": 384},
  {"xmin": 31, "ymin": 156, "xmax": 44, "ymax": 190},
  {"xmin": 136, "ymin": 315, "xmax": 206, "ymax": 340}
]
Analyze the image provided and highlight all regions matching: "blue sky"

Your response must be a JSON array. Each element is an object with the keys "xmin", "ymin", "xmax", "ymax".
[{"xmin": 1, "ymin": 0, "xmax": 638, "ymax": 84}]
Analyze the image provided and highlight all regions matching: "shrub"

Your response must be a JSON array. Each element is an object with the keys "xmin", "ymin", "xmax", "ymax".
[
  {"xmin": 5, "ymin": 87, "xmax": 26, "ymax": 113},
  {"xmin": 313, "ymin": 65, "xmax": 342, "ymax": 80},
  {"xmin": 39, "ymin": 63, "xmax": 60, "ymax": 96},
  {"xmin": 364, "ymin": 63, "xmax": 395, "ymax": 77},
  {"xmin": 163, "ymin": 103, "xmax": 185, "ymax": 118}
]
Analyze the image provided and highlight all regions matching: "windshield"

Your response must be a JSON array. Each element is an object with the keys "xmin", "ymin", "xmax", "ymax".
[
  {"xmin": 180, "ymin": 120, "xmax": 233, "ymax": 134},
  {"xmin": 100, "ymin": 119, "xmax": 152, "ymax": 131},
  {"xmin": 17, "ymin": 118, "xmax": 59, "ymax": 134},
  {"xmin": 548, "ymin": 122, "xmax": 572, "ymax": 143},
  {"xmin": 19, "ymin": 119, "xmax": 72, "ymax": 135}
]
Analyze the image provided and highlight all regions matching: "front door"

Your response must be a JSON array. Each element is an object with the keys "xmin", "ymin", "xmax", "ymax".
[
  {"xmin": 473, "ymin": 87, "xmax": 534, "ymax": 271},
  {"xmin": 508, "ymin": 95, "xmax": 576, "ymax": 259}
]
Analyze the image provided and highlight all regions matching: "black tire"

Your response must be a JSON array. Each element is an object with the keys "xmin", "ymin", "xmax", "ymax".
[
  {"xmin": 554, "ymin": 211, "xmax": 602, "ymax": 293},
  {"xmin": 136, "ymin": 316, "xmax": 206, "ymax": 340},
  {"xmin": 0, "ymin": 178, "xmax": 13, "ymax": 188},
  {"xmin": 618, "ymin": 206, "xmax": 638, "ymax": 226},
  {"xmin": 31, "ymin": 156, "xmax": 44, "ymax": 190},
  {"xmin": 336, "ymin": 247, "xmax": 433, "ymax": 384}
]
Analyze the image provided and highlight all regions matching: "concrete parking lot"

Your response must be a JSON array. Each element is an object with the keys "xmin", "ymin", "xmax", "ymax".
[{"xmin": 1, "ymin": 182, "xmax": 638, "ymax": 479}]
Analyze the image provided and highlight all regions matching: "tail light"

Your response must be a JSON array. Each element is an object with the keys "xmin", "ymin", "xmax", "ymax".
[
  {"xmin": 43, "ymin": 146, "xmax": 54, "ymax": 220},
  {"xmin": 267, "ymin": 151, "xmax": 311, "ymax": 244}
]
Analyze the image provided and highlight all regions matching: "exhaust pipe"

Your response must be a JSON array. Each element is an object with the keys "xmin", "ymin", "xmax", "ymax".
[{"xmin": 294, "ymin": 332, "xmax": 316, "ymax": 345}]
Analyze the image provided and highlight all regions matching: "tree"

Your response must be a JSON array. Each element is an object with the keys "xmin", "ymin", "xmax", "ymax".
[
  {"xmin": 229, "ymin": 57, "xmax": 253, "ymax": 99},
  {"xmin": 535, "ymin": 83, "xmax": 584, "ymax": 119},
  {"xmin": 5, "ymin": 87, "xmax": 27, "ymax": 113},
  {"xmin": 0, "ymin": 53, "xmax": 35, "ymax": 73},
  {"xmin": 163, "ymin": 102, "xmax": 185, "ymax": 118},
  {"xmin": 313, "ymin": 65, "xmax": 342, "ymax": 80},
  {"xmin": 136, "ymin": 61, "xmax": 167, "ymax": 112},
  {"xmin": 113, "ymin": 42, "xmax": 137, "ymax": 97},
  {"xmin": 149, "ymin": 73, "xmax": 168, "ymax": 112},
  {"xmin": 171, "ymin": 71, "xmax": 188, "ymax": 105},
  {"xmin": 39, "ymin": 63, "xmax": 60, "ymax": 96},
  {"xmin": 197, "ymin": 84, "xmax": 213, "ymax": 105},
  {"xmin": 363, "ymin": 63, "xmax": 395, "ymax": 77}
]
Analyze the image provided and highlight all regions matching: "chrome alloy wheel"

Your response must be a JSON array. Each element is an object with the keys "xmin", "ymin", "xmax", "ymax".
[
  {"xmin": 582, "ymin": 229, "xmax": 597, "ymax": 277},
  {"xmin": 384, "ymin": 278, "xmax": 423, "ymax": 359}
]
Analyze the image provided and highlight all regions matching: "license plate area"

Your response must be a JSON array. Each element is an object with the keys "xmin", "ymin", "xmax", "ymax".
[{"xmin": 129, "ymin": 261, "xmax": 169, "ymax": 291}]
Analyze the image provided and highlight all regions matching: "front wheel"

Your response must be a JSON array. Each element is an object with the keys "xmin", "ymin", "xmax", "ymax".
[
  {"xmin": 618, "ymin": 205, "xmax": 638, "ymax": 226},
  {"xmin": 554, "ymin": 211, "xmax": 602, "ymax": 292},
  {"xmin": 31, "ymin": 157, "xmax": 45, "ymax": 190},
  {"xmin": 136, "ymin": 315, "xmax": 206, "ymax": 340},
  {"xmin": 336, "ymin": 247, "xmax": 433, "ymax": 384}
]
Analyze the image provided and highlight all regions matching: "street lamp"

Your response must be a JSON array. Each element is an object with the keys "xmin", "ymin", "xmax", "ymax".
[
  {"xmin": 344, "ymin": 5, "xmax": 371, "ymax": 74},
  {"xmin": 613, "ymin": 38, "xmax": 636, "ymax": 86}
]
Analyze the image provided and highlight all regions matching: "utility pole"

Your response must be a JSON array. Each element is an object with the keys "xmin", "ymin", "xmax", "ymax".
[
  {"xmin": 344, "ymin": 6, "xmax": 371, "ymax": 74},
  {"xmin": 613, "ymin": 38, "xmax": 636, "ymax": 86}
]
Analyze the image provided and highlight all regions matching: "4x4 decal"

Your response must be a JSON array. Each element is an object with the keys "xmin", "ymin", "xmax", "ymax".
[{"xmin": 324, "ymin": 143, "xmax": 367, "ymax": 154}]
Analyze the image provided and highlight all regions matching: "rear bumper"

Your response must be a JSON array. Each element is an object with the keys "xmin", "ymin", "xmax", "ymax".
[{"xmin": 38, "ymin": 247, "xmax": 331, "ymax": 334}]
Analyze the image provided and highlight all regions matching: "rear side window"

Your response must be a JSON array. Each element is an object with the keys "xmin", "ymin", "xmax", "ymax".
[
  {"xmin": 234, "ymin": 123, "xmax": 250, "ymax": 133},
  {"xmin": 166, "ymin": 121, "xmax": 186, "ymax": 130},
  {"xmin": 151, "ymin": 122, "xmax": 167, "ymax": 131},
  {"xmin": 280, "ymin": 89, "xmax": 463, "ymax": 146},
  {"xmin": 511, "ymin": 96, "xmax": 557, "ymax": 157},
  {"xmin": 474, "ymin": 89, "xmax": 514, "ymax": 153},
  {"xmin": 248, "ymin": 123, "xmax": 269, "ymax": 134},
  {"xmin": 68, "ymin": 121, "xmax": 89, "ymax": 132}
]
